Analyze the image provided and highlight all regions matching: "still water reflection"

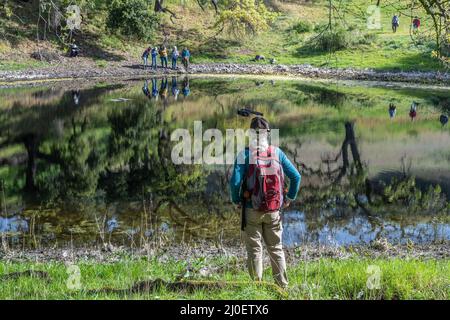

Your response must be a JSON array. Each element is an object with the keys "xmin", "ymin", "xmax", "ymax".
[{"xmin": 0, "ymin": 76, "xmax": 449, "ymax": 247}]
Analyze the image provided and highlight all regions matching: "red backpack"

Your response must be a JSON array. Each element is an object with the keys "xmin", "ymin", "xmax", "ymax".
[{"xmin": 245, "ymin": 146, "xmax": 285, "ymax": 212}]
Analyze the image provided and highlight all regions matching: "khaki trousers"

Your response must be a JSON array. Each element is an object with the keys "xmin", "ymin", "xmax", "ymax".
[{"xmin": 243, "ymin": 209, "xmax": 288, "ymax": 288}]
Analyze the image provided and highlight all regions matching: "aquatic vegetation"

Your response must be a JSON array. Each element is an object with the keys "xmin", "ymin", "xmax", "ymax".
[{"xmin": 378, "ymin": 176, "xmax": 449, "ymax": 215}]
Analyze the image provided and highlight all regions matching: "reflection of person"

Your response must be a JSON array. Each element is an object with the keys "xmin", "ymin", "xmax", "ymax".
[
  {"xmin": 151, "ymin": 78, "xmax": 159, "ymax": 100},
  {"xmin": 72, "ymin": 90, "xmax": 80, "ymax": 105},
  {"xmin": 229, "ymin": 117, "xmax": 301, "ymax": 289},
  {"xmin": 171, "ymin": 77, "xmax": 179, "ymax": 100},
  {"xmin": 182, "ymin": 77, "xmax": 190, "ymax": 97},
  {"xmin": 160, "ymin": 77, "xmax": 168, "ymax": 100},
  {"xmin": 388, "ymin": 103, "xmax": 396, "ymax": 119},
  {"xmin": 142, "ymin": 80, "xmax": 150, "ymax": 97},
  {"xmin": 409, "ymin": 101, "xmax": 418, "ymax": 121}
]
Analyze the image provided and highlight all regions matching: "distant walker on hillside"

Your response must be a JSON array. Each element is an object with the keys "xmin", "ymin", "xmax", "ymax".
[{"xmin": 392, "ymin": 14, "xmax": 399, "ymax": 33}]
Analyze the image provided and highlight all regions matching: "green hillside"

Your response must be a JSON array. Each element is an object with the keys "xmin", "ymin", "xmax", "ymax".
[{"xmin": 0, "ymin": 0, "xmax": 448, "ymax": 71}]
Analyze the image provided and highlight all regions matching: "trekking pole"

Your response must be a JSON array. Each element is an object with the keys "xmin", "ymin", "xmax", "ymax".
[
  {"xmin": 241, "ymin": 197, "xmax": 246, "ymax": 231},
  {"xmin": 241, "ymin": 190, "xmax": 249, "ymax": 231}
]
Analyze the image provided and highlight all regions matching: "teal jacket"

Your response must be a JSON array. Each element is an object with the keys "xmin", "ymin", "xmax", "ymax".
[{"xmin": 229, "ymin": 147, "xmax": 301, "ymax": 207}]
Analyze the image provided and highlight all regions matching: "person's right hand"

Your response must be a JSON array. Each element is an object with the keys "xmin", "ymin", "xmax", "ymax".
[{"xmin": 283, "ymin": 200, "xmax": 291, "ymax": 209}]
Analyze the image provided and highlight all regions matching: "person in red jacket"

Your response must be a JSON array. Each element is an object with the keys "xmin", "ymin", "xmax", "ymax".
[{"xmin": 412, "ymin": 16, "xmax": 421, "ymax": 33}]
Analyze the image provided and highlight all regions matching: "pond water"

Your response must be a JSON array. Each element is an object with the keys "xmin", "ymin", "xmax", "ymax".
[{"xmin": 0, "ymin": 76, "xmax": 449, "ymax": 248}]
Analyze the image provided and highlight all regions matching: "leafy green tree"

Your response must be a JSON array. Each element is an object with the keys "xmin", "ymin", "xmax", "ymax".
[
  {"xmin": 106, "ymin": 0, "xmax": 159, "ymax": 40},
  {"xmin": 214, "ymin": 0, "xmax": 278, "ymax": 35}
]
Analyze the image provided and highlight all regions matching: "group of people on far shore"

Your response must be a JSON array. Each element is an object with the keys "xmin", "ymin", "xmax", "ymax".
[{"xmin": 142, "ymin": 45, "xmax": 191, "ymax": 71}]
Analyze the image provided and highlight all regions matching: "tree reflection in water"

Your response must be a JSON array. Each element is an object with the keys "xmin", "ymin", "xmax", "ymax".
[{"xmin": 0, "ymin": 78, "xmax": 448, "ymax": 248}]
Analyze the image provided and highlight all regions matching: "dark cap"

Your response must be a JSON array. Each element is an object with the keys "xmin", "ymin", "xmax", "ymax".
[{"xmin": 250, "ymin": 117, "xmax": 270, "ymax": 130}]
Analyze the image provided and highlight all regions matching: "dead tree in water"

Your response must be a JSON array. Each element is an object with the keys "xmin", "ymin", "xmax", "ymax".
[
  {"xmin": 285, "ymin": 121, "xmax": 373, "ymax": 209},
  {"xmin": 320, "ymin": 121, "xmax": 363, "ymax": 183},
  {"xmin": 323, "ymin": 121, "xmax": 372, "ymax": 206}
]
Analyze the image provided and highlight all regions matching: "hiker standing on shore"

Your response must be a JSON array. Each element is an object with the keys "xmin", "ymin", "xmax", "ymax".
[
  {"xmin": 181, "ymin": 48, "xmax": 190, "ymax": 71},
  {"xmin": 69, "ymin": 41, "xmax": 80, "ymax": 57},
  {"xmin": 151, "ymin": 47, "xmax": 158, "ymax": 70},
  {"xmin": 171, "ymin": 46, "xmax": 179, "ymax": 70},
  {"xmin": 142, "ymin": 47, "xmax": 151, "ymax": 69},
  {"xmin": 229, "ymin": 117, "xmax": 301, "ymax": 288},
  {"xmin": 159, "ymin": 46, "xmax": 168, "ymax": 69}
]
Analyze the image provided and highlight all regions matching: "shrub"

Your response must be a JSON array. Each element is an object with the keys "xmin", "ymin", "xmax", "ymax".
[
  {"xmin": 292, "ymin": 20, "xmax": 312, "ymax": 33},
  {"xmin": 346, "ymin": 24, "xmax": 358, "ymax": 32},
  {"xmin": 353, "ymin": 31, "xmax": 377, "ymax": 45},
  {"xmin": 106, "ymin": 0, "xmax": 159, "ymax": 40},
  {"xmin": 310, "ymin": 26, "xmax": 377, "ymax": 52},
  {"xmin": 314, "ymin": 28, "xmax": 349, "ymax": 52},
  {"xmin": 313, "ymin": 22, "xmax": 327, "ymax": 32}
]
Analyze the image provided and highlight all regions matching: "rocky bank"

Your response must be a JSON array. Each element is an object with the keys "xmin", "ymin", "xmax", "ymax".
[{"xmin": 0, "ymin": 61, "xmax": 449, "ymax": 85}]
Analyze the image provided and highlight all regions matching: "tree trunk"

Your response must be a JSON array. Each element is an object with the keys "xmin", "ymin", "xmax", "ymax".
[{"xmin": 23, "ymin": 134, "xmax": 39, "ymax": 192}]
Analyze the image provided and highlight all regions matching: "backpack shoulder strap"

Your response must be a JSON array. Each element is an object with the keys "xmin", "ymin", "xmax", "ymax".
[
  {"xmin": 268, "ymin": 145, "xmax": 280, "ymax": 159},
  {"xmin": 241, "ymin": 147, "xmax": 250, "ymax": 188}
]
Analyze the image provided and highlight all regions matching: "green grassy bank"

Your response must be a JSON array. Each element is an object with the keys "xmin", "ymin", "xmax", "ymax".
[
  {"xmin": 0, "ymin": 257, "xmax": 448, "ymax": 300},
  {"xmin": 0, "ymin": 0, "xmax": 446, "ymax": 72}
]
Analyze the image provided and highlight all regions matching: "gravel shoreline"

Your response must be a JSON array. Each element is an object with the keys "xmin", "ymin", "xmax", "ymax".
[
  {"xmin": 1, "ymin": 241, "xmax": 448, "ymax": 264},
  {"xmin": 0, "ymin": 62, "xmax": 449, "ymax": 85}
]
